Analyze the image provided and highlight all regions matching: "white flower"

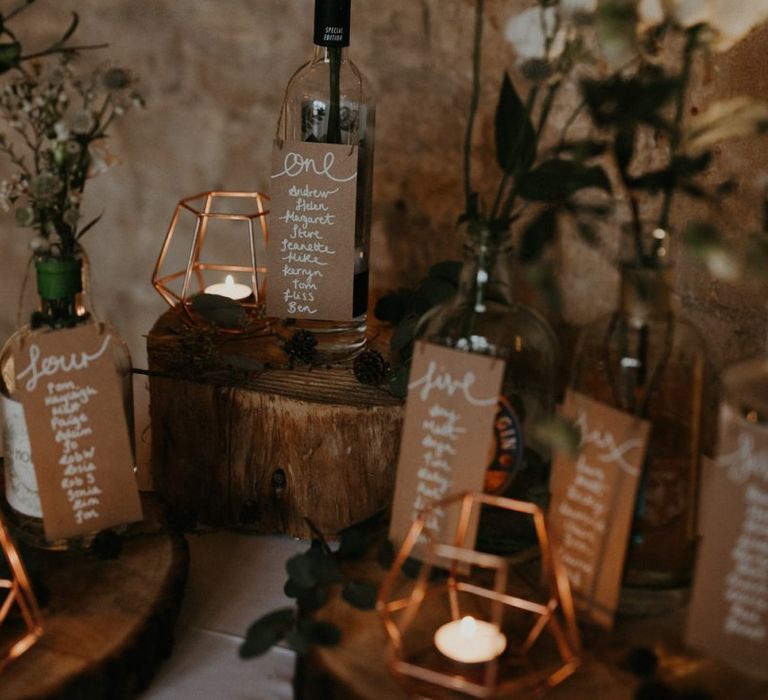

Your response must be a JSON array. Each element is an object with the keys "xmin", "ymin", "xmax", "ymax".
[
  {"xmin": 54, "ymin": 120, "xmax": 70, "ymax": 141},
  {"xmin": 504, "ymin": 6, "xmax": 566, "ymax": 62},
  {"xmin": 654, "ymin": 0, "xmax": 768, "ymax": 51}
]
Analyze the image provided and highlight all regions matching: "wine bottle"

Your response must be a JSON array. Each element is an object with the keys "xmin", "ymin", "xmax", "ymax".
[{"xmin": 274, "ymin": 0, "xmax": 375, "ymax": 357}]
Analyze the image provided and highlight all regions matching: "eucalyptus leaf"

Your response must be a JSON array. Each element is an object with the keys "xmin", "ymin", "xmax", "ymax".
[
  {"xmin": 296, "ymin": 586, "xmax": 329, "ymax": 613},
  {"xmin": 0, "ymin": 41, "xmax": 21, "ymax": 73},
  {"xmin": 387, "ymin": 364, "xmax": 410, "ymax": 399},
  {"xmin": 519, "ymin": 208, "xmax": 557, "ymax": 263},
  {"xmin": 337, "ymin": 528, "xmax": 368, "ymax": 560},
  {"xmin": 342, "ymin": 580, "xmax": 379, "ymax": 610},
  {"xmin": 298, "ymin": 619, "xmax": 342, "ymax": 646},
  {"xmin": 418, "ymin": 276, "xmax": 456, "ymax": 306},
  {"xmin": 390, "ymin": 315, "xmax": 420, "ymax": 362},
  {"xmin": 519, "ymin": 160, "xmax": 611, "ymax": 203},
  {"xmin": 284, "ymin": 629, "xmax": 310, "ymax": 656},
  {"xmin": 239, "ymin": 608, "xmax": 295, "ymax": 658},
  {"xmin": 190, "ymin": 293, "xmax": 247, "ymax": 329},
  {"xmin": 495, "ymin": 72, "xmax": 537, "ymax": 175},
  {"xmin": 427, "ymin": 260, "xmax": 462, "ymax": 285},
  {"xmin": 286, "ymin": 553, "xmax": 316, "ymax": 589},
  {"xmin": 306, "ymin": 547, "xmax": 343, "ymax": 586}
]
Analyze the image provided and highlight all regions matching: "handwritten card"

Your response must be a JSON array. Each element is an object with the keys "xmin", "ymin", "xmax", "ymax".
[
  {"xmin": 13, "ymin": 324, "xmax": 142, "ymax": 540},
  {"xmin": 686, "ymin": 404, "xmax": 768, "ymax": 679},
  {"xmin": 548, "ymin": 390, "xmax": 650, "ymax": 628},
  {"xmin": 389, "ymin": 342, "xmax": 505, "ymax": 553},
  {"xmin": 267, "ymin": 139, "xmax": 358, "ymax": 321}
]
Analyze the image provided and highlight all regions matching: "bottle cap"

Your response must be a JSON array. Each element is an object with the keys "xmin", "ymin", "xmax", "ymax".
[
  {"xmin": 314, "ymin": 0, "xmax": 351, "ymax": 47},
  {"xmin": 35, "ymin": 257, "xmax": 83, "ymax": 301}
]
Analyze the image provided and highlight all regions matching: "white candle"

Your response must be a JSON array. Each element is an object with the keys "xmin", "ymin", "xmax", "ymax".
[
  {"xmin": 434, "ymin": 616, "xmax": 507, "ymax": 664},
  {"xmin": 204, "ymin": 274, "xmax": 252, "ymax": 301}
]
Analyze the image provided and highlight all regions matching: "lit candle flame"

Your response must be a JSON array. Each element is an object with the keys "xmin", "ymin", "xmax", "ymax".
[
  {"xmin": 460, "ymin": 616, "xmax": 476, "ymax": 638},
  {"xmin": 224, "ymin": 274, "xmax": 235, "ymax": 289}
]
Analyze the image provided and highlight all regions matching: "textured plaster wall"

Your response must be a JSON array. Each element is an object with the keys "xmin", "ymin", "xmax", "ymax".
[{"xmin": 1, "ymin": 1, "xmax": 767, "ymax": 465}]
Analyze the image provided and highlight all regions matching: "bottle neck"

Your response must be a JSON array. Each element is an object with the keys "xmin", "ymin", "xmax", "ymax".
[
  {"xmin": 458, "ymin": 231, "xmax": 515, "ymax": 312},
  {"xmin": 618, "ymin": 263, "xmax": 673, "ymax": 321},
  {"xmin": 312, "ymin": 46, "xmax": 349, "ymax": 63},
  {"xmin": 34, "ymin": 255, "xmax": 89, "ymax": 329}
]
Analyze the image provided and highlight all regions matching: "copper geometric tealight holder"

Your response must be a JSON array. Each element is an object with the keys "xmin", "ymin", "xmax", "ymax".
[
  {"xmin": 152, "ymin": 190, "xmax": 270, "ymax": 333},
  {"xmin": 377, "ymin": 492, "xmax": 580, "ymax": 699},
  {"xmin": 0, "ymin": 516, "xmax": 43, "ymax": 674}
]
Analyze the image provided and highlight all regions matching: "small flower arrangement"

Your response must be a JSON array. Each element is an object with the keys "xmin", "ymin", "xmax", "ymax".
[{"xmin": 0, "ymin": 55, "xmax": 143, "ymax": 259}]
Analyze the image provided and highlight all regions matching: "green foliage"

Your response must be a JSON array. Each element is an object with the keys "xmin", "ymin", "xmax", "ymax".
[
  {"xmin": 0, "ymin": 41, "xmax": 21, "ymax": 73},
  {"xmin": 240, "ymin": 609, "xmax": 296, "ymax": 659},
  {"xmin": 534, "ymin": 416, "xmax": 582, "ymax": 459},
  {"xmin": 519, "ymin": 159, "xmax": 612, "ymax": 203},
  {"xmin": 190, "ymin": 294, "xmax": 248, "ymax": 329},
  {"xmin": 241, "ymin": 515, "xmax": 387, "ymax": 663},
  {"xmin": 495, "ymin": 73, "xmax": 537, "ymax": 175}
]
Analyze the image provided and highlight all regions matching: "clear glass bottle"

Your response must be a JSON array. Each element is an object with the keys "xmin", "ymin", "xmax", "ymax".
[
  {"xmin": 416, "ymin": 226, "xmax": 560, "ymax": 550},
  {"xmin": 0, "ymin": 252, "xmax": 134, "ymax": 550},
  {"xmin": 275, "ymin": 0, "xmax": 375, "ymax": 357},
  {"xmin": 571, "ymin": 238, "xmax": 709, "ymax": 602}
]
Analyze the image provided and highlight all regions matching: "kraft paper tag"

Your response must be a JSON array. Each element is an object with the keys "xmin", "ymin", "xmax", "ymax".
[
  {"xmin": 267, "ymin": 139, "xmax": 358, "ymax": 321},
  {"xmin": 388, "ymin": 342, "xmax": 505, "ymax": 555},
  {"xmin": 686, "ymin": 404, "xmax": 768, "ymax": 680},
  {"xmin": 548, "ymin": 390, "xmax": 650, "ymax": 628},
  {"xmin": 14, "ymin": 324, "xmax": 142, "ymax": 540}
]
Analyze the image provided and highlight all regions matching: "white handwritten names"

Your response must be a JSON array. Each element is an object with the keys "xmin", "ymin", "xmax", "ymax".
[
  {"xmin": 722, "ymin": 483, "xmax": 768, "ymax": 642},
  {"xmin": 43, "ymin": 380, "xmax": 103, "ymax": 526}
]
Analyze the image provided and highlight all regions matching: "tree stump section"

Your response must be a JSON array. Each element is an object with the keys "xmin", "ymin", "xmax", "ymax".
[
  {"xmin": 0, "ymin": 494, "xmax": 189, "ymax": 699},
  {"xmin": 147, "ymin": 310, "xmax": 404, "ymax": 538},
  {"xmin": 300, "ymin": 556, "xmax": 768, "ymax": 700}
]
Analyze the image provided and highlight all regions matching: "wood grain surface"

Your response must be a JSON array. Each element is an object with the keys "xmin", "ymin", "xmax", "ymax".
[
  {"xmin": 0, "ymin": 494, "xmax": 189, "ymax": 700},
  {"xmin": 147, "ymin": 310, "xmax": 404, "ymax": 537}
]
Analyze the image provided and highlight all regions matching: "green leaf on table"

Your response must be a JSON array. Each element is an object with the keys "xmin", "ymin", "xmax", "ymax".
[
  {"xmin": 427, "ymin": 260, "xmax": 462, "ymax": 284},
  {"xmin": 417, "ymin": 275, "xmax": 456, "ymax": 307},
  {"xmin": 298, "ymin": 619, "xmax": 342, "ymax": 647},
  {"xmin": 342, "ymin": 580, "xmax": 379, "ymax": 610},
  {"xmin": 519, "ymin": 208, "xmax": 557, "ymax": 263},
  {"xmin": 0, "ymin": 41, "xmax": 21, "ymax": 74},
  {"xmin": 377, "ymin": 540, "xmax": 396, "ymax": 569},
  {"xmin": 239, "ymin": 608, "xmax": 295, "ymax": 658},
  {"xmin": 306, "ymin": 547, "xmax": 343, "ymax": 586},
  {"xmin": 286, "ymin": 553, "xmax": 316, "ymax": 589},
  {"xmin": 495, "ymin": 72, "xmax": 537, "ymax": 175},
  {"xmin": 283, "ymin": 578, "xmax": 328, "ymax": 613},
  {"xmin": 387, "ymin": 364, "xmax": 410, "ymax": 399},
  {"xmin": 390, "ymin": 314, "xmax": 420, "ymax": 363},
  {"xmin": 190, "ymin": 293, "xmax": 247, "ymax": 329},
  {"xmin": 519, "ymin": 160, "xmax": 611, "ymax": 203},
  {"xmin": 337, "ymin": 528, "xmax": 368, "ymax": 561}
]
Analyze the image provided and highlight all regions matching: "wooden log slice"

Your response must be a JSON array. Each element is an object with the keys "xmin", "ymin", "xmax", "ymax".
[
  {"xmin": 147, "ymin": 310, "xmax": 404, "ymax": 538},
  {"xmin": 0, "ymin": 494, "xmax": 189, "ymax": 700}
]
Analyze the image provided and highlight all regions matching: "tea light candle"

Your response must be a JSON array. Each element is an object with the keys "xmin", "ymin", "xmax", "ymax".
[
  {"xmin": 204, "ymin": 274, "xmax": 251, "ymax": 301},
  {"xmin": 434, "ymin": 616, "xmax": 507, "ymax": 664}
]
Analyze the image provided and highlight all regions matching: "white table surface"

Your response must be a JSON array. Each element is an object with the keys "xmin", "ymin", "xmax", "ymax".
[{"xmin": 140, "ymin": 531, "xmax": 306, "ymax": 700}]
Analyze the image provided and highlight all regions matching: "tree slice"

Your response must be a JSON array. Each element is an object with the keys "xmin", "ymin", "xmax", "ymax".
[
  {"xmin": 147, "ymin": 310, "xmax": 404, "ymax": 537},
  {"xmin": 0, "ymin": 494, "xmax": 188, "ymax": 700}
]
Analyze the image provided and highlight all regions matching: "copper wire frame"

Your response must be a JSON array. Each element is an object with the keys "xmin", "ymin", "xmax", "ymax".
[
  {"xmin": 152, "ymin": 191, "xmax": 270, "ymax": 330},
  {"xmin": 0, "ymin": 516, "xmax": 43, "ymax": 673},
  {"xmin": 377, "ymin": 491, "xmax": 580, "ymax": 699}
]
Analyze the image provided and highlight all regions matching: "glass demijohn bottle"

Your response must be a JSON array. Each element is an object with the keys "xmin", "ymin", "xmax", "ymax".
[
  {"xmin": 275, "ymin": 0, "xmax": 375, "ymax": 356},
  {"xmin": 571, "ymin": 230, "xmax": 709, "ymax": 605},
  {"xmin": 416, "ymin": 226, "xmax": 560, "ymax": 548},
  {"xmin": 1, "ymin": 253, "xmax": 134, "ymax": 550}
]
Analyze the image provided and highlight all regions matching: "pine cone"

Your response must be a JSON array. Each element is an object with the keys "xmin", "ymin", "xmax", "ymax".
[
  {"xmin": 283, "ymin": 329, "xmax": 318, "ymax": 364},
  {"xmin": 353, "ymin": 349, "xmax": 391, "ymax": 385}
]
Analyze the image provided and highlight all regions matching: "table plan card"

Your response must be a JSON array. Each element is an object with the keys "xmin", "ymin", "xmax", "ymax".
[
  {"xmin": 14, "ymin": 324, "xmax": 142, "ymax": 540},
  {"xmin": 548, "ymin": 390, "xmax": 650, "ymax": 628},
  {"xmin": 388, "ymin": 342, "xmax": 505, "ymax": 554},
  {"xmin": 267, "ymin": 139, "xmax": 358, "ymax": 321},
  {"xmin": 686, "ymin": 404, "xmax": 768, "ymax": 680}
]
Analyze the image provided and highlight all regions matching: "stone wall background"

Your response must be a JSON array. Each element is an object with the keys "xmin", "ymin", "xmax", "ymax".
[{"xmin": 0, "ymin": 1, "xmax": 767, "ymax": 470}]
